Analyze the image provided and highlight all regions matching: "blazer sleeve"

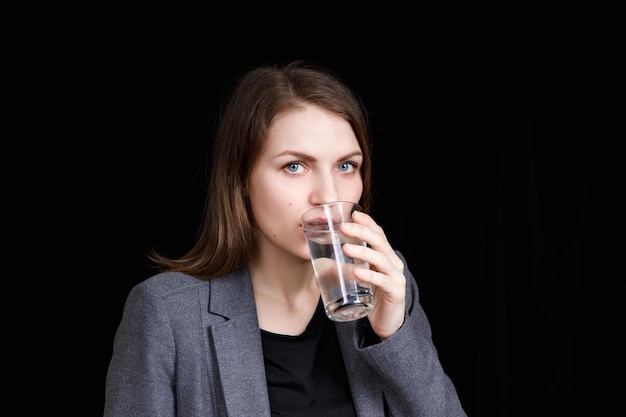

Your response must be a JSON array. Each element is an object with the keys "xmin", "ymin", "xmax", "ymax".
[
  {"xmin": 104, "ymin": 279, "xmax": 176, "ymax": 417},
  {"xmin": 354, "ymin": 250, "xmax": 467, "ymax": 417}
]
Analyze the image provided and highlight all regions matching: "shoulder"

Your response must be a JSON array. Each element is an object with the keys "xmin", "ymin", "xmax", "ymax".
[
  {"xmin": 118, "ymin": 268, "xmax": 256, "ymax": 338},
  {"xmin": 394, "ymin": 249, "xmax": 421, "ymax": 306},
  {"xmin": 133, "ymin": 272, "xmax": 210, "ymax": 297},
  {"xmin": 125, "ymin": 268, "xmax": 254, "ymax": 314},
  {"xmin": 119, "ymin": 272, "xmax": 211, "ymax": 320},
  {"xmin": 394, "ymin": 250, "xmax": 418, "ymax": 291}
]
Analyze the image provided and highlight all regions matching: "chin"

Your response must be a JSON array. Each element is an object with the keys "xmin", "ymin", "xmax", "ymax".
[{"xmin": 299, "ymin": 249, "xmax": 312, "ymax": 262}]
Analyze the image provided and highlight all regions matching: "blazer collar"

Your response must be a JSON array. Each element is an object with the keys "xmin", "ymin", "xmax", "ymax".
[{"xmin": 208, "ymin": 266, "xmax": 257, "ymax": 319}]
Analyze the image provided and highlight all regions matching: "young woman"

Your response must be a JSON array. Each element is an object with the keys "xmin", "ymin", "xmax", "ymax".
[{"xmin": 104, "ymin": 60, "xmax": 467, "ymax": 416}]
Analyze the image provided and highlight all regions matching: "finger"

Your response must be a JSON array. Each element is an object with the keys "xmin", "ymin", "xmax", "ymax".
[{"xmin": 342, "ymin": 214, "xmax": 391, "ymax": 253}]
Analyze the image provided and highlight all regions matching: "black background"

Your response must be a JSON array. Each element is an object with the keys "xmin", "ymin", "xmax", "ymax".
[{"xmin": 23, "ymin": 14, "xmax": 622, "ymax": 417}]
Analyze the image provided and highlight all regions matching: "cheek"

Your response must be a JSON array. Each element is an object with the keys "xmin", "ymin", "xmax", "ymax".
[
  {"xmin": 248, "ymin": 174, "xmax": 278, "ymax": 207},
  {"xmin": 340, "ymin": 180, "xmax": 363, "ymax": 203},
  {"xmin": 248, "ymin": 187, "xmax": 301, "ymax": 234}
]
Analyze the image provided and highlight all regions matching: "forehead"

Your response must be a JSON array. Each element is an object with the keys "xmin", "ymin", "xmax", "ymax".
[{"xmin": 265, "ymin": 105, "xmax": 359, "ymax": 152}]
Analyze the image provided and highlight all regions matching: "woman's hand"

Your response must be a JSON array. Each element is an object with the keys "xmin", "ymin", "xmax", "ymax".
[{"xmin": 341, "ymin": 210, "xmax": 406, "ymax": 340}]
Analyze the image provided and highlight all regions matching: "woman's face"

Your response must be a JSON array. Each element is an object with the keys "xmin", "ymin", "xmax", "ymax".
[{"xmin": 248, "ymin": 104, "xmax": 364, "ymax": 260}]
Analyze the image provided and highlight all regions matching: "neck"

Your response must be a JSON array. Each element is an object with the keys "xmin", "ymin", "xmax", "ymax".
[{"xmin": 249, "ymin": 247, "xmax": 320, "ymax": 335}]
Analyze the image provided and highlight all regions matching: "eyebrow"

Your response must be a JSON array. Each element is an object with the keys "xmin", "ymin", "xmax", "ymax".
[{"xmin": 274, "ymin": 150, "xmax": 363, "ymax": 161}]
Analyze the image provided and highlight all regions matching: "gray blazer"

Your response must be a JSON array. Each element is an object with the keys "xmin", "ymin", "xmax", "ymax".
[{"xmin": 104, "ymin": 251, "xmax": 467, "ymax": 416}]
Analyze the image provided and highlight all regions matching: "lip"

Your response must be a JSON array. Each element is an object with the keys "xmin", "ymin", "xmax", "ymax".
[{"xmin": 302, "ymin": 216, "xmax": 333, "ymax": 231}]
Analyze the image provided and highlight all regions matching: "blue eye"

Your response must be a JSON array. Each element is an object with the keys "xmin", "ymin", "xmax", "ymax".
[
  {"xmin": 285, "ymin": 162, "xmax": 303, "ymax": 173},
  {"xmin": 338, "ymin": 161, "xmax": 358, "ymax": 172}
]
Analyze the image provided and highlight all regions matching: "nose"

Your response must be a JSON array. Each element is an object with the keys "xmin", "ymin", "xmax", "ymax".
[{"xmin": 310, "ymin": 172, "xmax": 339, "ymax": 205}]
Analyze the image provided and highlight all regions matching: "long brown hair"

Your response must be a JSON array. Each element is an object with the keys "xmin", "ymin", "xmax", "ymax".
[{"xmin": 148, "ymin": 60, "xmax": 373, "ymax": 279}]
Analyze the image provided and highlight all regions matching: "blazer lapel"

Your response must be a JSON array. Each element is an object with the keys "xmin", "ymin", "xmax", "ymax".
[{"xmin": 207, "ymin": 269, "xmax": 271, "ymax": 416}]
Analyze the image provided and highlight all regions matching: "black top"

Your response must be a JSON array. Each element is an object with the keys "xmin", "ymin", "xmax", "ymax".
[{"xmin": 261, "ymin": 301, "xmax": 357, "ymax": 417}]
